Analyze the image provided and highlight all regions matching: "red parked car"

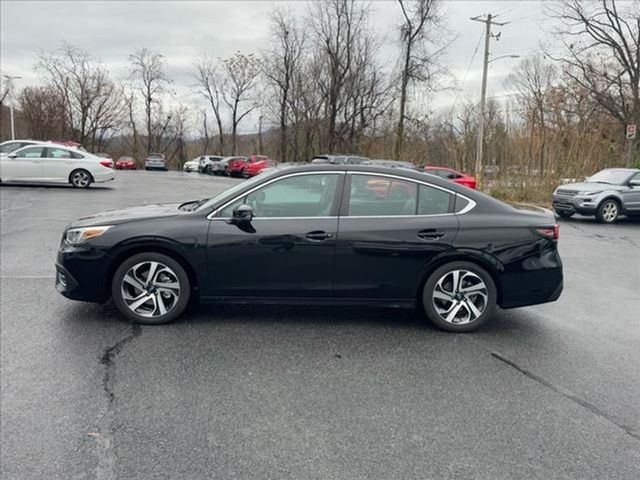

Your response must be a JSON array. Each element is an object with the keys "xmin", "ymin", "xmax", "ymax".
[
  {"xmin": 423, "ymin": 166, "xmax": 477, "ymax": 189},
  {"xmin": 226, "ymin": 155, "xmax": 272, "ymax": 177},
  {"xmin": 225, "ymin": 156, "xmax": 249, "ymax": 177},
  {"xmin": 243, "ymin": 156, "xmax": 276, "ymax": 177},
  {"xmin": 115, "ymin": 156, "xmax": 137, "ymax": 170}
]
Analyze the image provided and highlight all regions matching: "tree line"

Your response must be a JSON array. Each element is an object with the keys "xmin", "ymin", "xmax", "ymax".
[{"xmin": 1, "ymin": 0, "xmax": 638, "ymax": 194}]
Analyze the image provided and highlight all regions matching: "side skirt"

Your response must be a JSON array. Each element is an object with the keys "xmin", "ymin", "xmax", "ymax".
[{"xmin": 200, "ymin": 296, "xmax": 416, "ymax": 309}]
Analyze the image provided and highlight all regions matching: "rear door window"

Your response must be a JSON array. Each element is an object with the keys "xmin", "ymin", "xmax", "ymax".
[{"xmin": 347, "ymin": 174, "xmax": 418, "ymax": 216}]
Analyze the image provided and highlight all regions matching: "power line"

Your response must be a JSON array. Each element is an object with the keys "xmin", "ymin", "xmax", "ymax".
[{"xmin": 451, "ymin": 29, "xmax": 485, "ymax": 110}]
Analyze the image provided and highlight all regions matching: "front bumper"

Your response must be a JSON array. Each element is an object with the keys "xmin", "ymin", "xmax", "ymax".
[
  {"xmin": 552, "ymin": 194, "xmax": 598, "ymax": 215},
  {"xmin": 56, "ymin": 247, "xmax": 113, "ymax": 303}
]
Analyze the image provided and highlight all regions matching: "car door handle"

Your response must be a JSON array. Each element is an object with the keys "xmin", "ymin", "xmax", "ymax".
[
  {"xmin": 417, "ymin": 229, "xmax": 445, "ymax": 240},
  {"xmin": 306, "ymin": 230, "xmax": 334, "ymax": 241}
]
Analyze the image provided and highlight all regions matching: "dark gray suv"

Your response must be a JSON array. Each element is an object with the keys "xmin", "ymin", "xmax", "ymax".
[{"xmin": 552, "ymin": 168, "xmax": 640, "ymax": 223}]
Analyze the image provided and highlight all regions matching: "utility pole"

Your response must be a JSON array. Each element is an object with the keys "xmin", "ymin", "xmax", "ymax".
[
  {"xmin": 3, "ymin": 74, "xmax": 22, "ymax": 140},
  {"xmin": 470, "ymin": 14, "xmax": 509, "ymax": 190}
]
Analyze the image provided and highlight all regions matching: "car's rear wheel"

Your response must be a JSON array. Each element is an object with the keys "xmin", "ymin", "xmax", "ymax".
[
  {"xmin": 111, "ymin": 253, "xmax": 190, "ymax": 325},
  {"xmin": 422, "ymin": 261, "xmax": 497, "ymax": 332},
  {"xmin": 596, "ymin": 199, "xmax": 620, "ymax": 224},
  {"xmin": 555, "ymin": 210, "xmax": 574, "ymax": 218},
  {"xmin": 69, "ymin": 169, "xmax": 93, "ymax": 188}
]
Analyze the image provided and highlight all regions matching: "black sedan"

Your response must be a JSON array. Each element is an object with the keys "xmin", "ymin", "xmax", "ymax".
[{"xmin": 56, "ymin": 165, "xmax": 563, "ymax": 332}]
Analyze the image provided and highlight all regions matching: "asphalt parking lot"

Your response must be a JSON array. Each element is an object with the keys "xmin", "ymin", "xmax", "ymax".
[{"xmin": 1, "ymin": 171, "xmax": 639, "ymax": 479}]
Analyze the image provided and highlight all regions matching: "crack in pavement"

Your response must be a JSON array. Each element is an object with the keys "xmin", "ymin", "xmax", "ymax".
[
  {"xmin": 491, "ymin": 351, "xmax": 640, "ymax": 442},
  {"xmin": 93, "ymin": 324, "xmax": 142, "ymax": 480}
]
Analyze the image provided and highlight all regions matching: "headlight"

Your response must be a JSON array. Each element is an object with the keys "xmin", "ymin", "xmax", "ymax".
[
  {"xmin": 64, "ymin": 226, "xmax": 113, "ymax": 245},
  {"xmin": 581, "ymin": 191, "xmax": 602, "ymax": 196}
]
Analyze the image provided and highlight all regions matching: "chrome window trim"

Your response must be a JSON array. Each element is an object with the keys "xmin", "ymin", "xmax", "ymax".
[
  {"xmin": 349, "ymin": 171, "xmax": 477, "ymax": 216},
  {"xmin": 206, "ymin": 170, "xmax": 346, "ymax": 220},
  {"xmin": 206, "ymin": 169, "xmax": 477, "ymax": 220}
]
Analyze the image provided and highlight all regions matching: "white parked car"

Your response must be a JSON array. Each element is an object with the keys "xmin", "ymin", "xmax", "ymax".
[
  {"xmin": 0, "ymin": 144, "xmax": 115, "ymax": 188},
  {"xmin": 183, "ymin": 158, "xmax": 200, "ymax": 172},
  {"xmin": 198, "ymin": 155, "xmax": 224, "ymax": 174}
]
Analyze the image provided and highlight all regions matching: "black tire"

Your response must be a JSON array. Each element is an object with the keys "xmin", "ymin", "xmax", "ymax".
[
  {"xmin": 422, "ymin": 261, "xmax": 497, "ymax": 333},
  {"xmin": 555, "ymin": 210, "xmax": 574, "ymax": 218},
  {"xmin": 595, "ymin": 198, "xmax": 620, "ymax": 224},
  {"xmin": 69, "ymin": 169, "xmax": 93, "ymax": 188},
  {"xmin": 111, "ymin": 252, "xmax": 191, "ymax": 325}
]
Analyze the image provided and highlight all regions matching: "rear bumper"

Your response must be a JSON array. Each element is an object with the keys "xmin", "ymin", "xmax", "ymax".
[
  {"xmin": 93, "ymin": 171, "xmax": 116, "ymax": 183},
  {"xmin": 499, "ymin": 267, "xmax": 563, "ymax": 309}
]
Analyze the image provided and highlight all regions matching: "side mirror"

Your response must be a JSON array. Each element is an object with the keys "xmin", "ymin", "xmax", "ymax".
[
  {"xmin": 629, "ymin": 178, "xmax": 640, "ymax": 187},
  {"xmin": 8, "ymin": 153, "xmax": 17, "ymax": 159},
  {"xmin": 230, "ymin": 204, "xmax": 254, "ymax": 224}
]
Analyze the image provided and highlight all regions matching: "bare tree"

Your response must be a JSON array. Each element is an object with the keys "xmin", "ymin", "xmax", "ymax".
[
  {"xmin": 193, "ymin": 53, "xmax": 226, "ymax": 155},
  {"xmin": 36, "ymin": 42, "xmax": 126, "ymax": 150},
  {"xmin": 263, "ymin": 8, "xmax": 305, "ymax": 162},
  {"xmin": 129, "ymin": 48, "xmax": 171, "ymax": 154},
  {"xmin": 395, "ymin": 0, "xmax": 441, "ymax": 159},
  {"xmin": 309, "ymin": 0, "xmax": 370, "ymax": 151},
  {"xmin": 547, "ymin": 0, "xmax": 640, "ymax": 163},
  {"xmin": 19, "ymin": 85, "xmax": 69, "ymax": 140},
  {"xmin": 506, "ymin": 55, "xmax": 558, "ymax": 173},
  {"xmin": 222, "ymin": 51, "xmax": 261, "ymax": 155}
]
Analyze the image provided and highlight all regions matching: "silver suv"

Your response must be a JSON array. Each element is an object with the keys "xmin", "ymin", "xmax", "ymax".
[{"xmin": 552, "ymin": 168, "xmax": 640, "ymax": 223}]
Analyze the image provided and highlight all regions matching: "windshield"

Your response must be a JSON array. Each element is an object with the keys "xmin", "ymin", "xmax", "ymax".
[
  {"xmin": 586, "ymin": 169, "xmax": 632, "ymax": 185},
  {"xmin": 195, "ymin": 171, "xmax": 277, "ymax": 211}
]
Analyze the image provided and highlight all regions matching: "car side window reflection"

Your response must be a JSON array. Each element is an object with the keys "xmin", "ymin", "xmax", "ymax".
[
  {"xmin": 348, "ymin": 175, "xmax": 417, "ymax": 216},
  {"xmin": 217, "ymin": 174, "xmax": 340, "ymax": 218},
  {"xmin": 418, "ymin": 185, "xmax": 453, "ymax": 215},
  {"xmin": 15, "ymin": 147, "xmax": 45, "ymax": 158},
  {"xmin": 47, "ymin": 148, "xmax": 73, "ymax": 159}
]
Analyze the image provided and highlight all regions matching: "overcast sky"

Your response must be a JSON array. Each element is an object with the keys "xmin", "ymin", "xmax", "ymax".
[{"xmin": 1, "ymin": 1, "xmax": 552, "ymax": 131}]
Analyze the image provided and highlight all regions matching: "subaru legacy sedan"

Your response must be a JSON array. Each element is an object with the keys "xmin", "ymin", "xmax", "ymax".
[{"xmin": 56, "ymin": 165, "xmax": 563, "ymax": 332}]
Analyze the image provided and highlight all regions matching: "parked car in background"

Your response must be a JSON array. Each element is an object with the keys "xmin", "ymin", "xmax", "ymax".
[
  {"xmin": 311, "ymin": 154, "xmax": 369, "ymax": 165},
  {"xmin": 552, "ymin": 168, "xmax": 640, "ymax": 223},
  {"xmin": 226, "ymin": 156, "xmax": 251, "ymax": 177},
  {"xmin": 210, "ymin": 157, "xmax": 234, "ymax": 175},
  {"xmin": 115, "ymin": 156, "xmax": 137, "ymax": 170},
  {"xmin": 242, "ymin": 156, "xmax": 276, "ymax": 177},
  {"xmin": 423, "ymin": 166, "xmax": 477, "ymax": 189},
  {"xmin": 56, "ymin": 164, "xmax": 562, "ymax": 332},
  {"xmin": 0, "ymin": 139, "xmax": 45, "ymax": 157},
  {"xmin": 198, "ymin": 155, "xmax": 224, "ymax": 174},
  {"xmin": 1, "ymin": 144, "xmax": 115, "ymax": 187},
  {"xmin": 183, "ymin": 158, "xmax": 200, "ymax": 172},
  {"xmin": 145, "ymin": 153, "xmax": 167, "ymax": 171}
]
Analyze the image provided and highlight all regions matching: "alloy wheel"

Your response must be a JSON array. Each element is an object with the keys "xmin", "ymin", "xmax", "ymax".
[
  {"xmin": 121, "ymin": 261, "xmax": 181, "ymax": 318},
  {"xmin": 601, "ymin": 201, "xmax": 618, "ymax": 223},
  {"xmin": 432, "ymin": 269, "xmax": 489, "ymax": 325},
  {"xmin": 71, "ymin": 170, "xmax": 91, "ymax": 188}
]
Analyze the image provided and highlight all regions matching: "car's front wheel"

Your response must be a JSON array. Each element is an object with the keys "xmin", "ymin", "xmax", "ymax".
[
  {"xmin": 422, "ymin": 261, "xmax": 497, "ymax": 332},
  {"xmin": 69, "ymin": 169, "xmax": 93, "ymax": 188},
  {"xmin": 596, "ymin": 199, "xmax": 620, "ymax": 224},
  {"xmin": 111, "ymin": 253, "xmax": 190, "ymax": 325}
]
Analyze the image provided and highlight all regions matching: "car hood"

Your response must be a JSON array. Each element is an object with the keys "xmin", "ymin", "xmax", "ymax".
[
  {"xmin": 556, "ymin": 182, "xmax": 622, "ymax": 192},
  {"xmin": 70, "ymin": 203, "xmax": 182, "ymax": 227}
]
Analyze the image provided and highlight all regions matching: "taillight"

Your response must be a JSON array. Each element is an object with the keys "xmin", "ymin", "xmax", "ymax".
[
  {"xmin": 100, "ymin": 160, "xmax": 113, "ymax": 169},
  {"xmin": 535, "ymin": 224, "xmax": 559, "ymax": 241}
]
